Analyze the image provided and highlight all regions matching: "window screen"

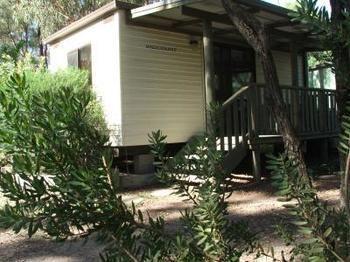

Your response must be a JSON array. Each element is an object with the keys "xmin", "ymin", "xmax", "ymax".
[
  {"xmin": 67, "ymin": 45, "xmax": 92, "ymax": 82},
  {"xmin": 79, "ymin": 45, "xmax": 91, "ymax": 74},
  {"xmin": 67, "ymin": 49, "xmax": 79, "ymax": 68}
]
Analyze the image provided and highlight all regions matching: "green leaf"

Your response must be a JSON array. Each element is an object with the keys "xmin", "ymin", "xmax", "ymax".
[
  {"xmin": 323, "ymin": 227, "xmax": 332, "ymax": 238},
  {"xmin": 293, "ymin": 220, "xmax": 308, "ymax": 226}
]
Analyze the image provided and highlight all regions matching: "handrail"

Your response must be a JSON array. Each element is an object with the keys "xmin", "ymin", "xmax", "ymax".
[
  {"xmin": 222, "ymin": 85, "xmax": 251, "ymax": 109},
  {"xmin": 218, "ymin": 85, "xmax": 253, "ymax": 154},
  {"xmin": 256, "ymin": 84, "xmax": 336, "ymax": 93}
]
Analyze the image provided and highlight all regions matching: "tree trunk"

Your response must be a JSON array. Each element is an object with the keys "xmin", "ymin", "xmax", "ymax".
[
  {"xmin": 221, "ymin": 0, "xmax": 310, "ymax": 183},
  {"xmin": 37, "ymin": 27, "xmax": 44, "ymax": 57},
  {"xmin": 330, "ymin": 0, "xmax": 350, "ymax": 209},
  {"xmin": 24, "ymin": 24, "xmax": 29, "ymax": 54}
]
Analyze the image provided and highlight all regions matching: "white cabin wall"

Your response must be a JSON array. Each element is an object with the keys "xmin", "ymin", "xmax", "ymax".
[
  {"xmin": 118, "ymin": 11, "xmax": 205, "ymax": 146},
  {"xmin": 47, "ymin": 13, "xmax": 122, "ymax": 145}
]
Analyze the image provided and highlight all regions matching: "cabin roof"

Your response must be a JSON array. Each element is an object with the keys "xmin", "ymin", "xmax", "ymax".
[
  {"xmin": 45, "ymin": 0, "xmax": 321, "ymax": 51},
  {"xmin": 130, "ymin": 0, "xmax": 320, "ymax": 51}
]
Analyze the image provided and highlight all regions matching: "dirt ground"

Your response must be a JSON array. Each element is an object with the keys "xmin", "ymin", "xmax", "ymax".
[{"xmin": 0, "ymin": 175, "xmax": 340, "ymax": 262}]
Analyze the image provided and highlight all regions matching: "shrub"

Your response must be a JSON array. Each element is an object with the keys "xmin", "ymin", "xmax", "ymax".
[
  {"xmin": 0, "ymin": 54, "xmax": 107, "ymax": 135},
  {"xmin": 24, "ymin": 68, "xmax": 107, "ymax": 133},
  {"xmin": 266, "ymin": 154, "xmax": 349, "ymax": 261},
  {"xmin": 0, "ymin": 77, "xmax": 255, "ymax": 261},
  {"xmin": 0, "ymin": 73, "xmax": 115, "ymax": 240}
]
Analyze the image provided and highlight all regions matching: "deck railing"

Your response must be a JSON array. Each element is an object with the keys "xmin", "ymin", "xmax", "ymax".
[
  {"xmin": 218, "ymin": 84, "xmax": 338, "ymax": 150},
  {"xmin": 254, "ymin": 85, "xmax": 338, "ymax": 136}
]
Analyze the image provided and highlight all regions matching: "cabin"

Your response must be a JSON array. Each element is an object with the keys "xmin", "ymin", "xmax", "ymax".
[{"xmin": 44, "ymin": 0, "xmax": 338, "ymax": 180}]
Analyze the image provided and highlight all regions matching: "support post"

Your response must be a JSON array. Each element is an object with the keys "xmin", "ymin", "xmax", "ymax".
[
  {"xmin": 248, "ymin": 85, "xmax": 260, "ymax": 144},
  {"xmin": 290, "ymin": 42, "xmax": 299, "ymax": 87},
  {"xmin": 303, "ymin": 51, "xmax": 309, "ymax": 88},
  {"xmin": 249, "ymin": 86, "xmax": 261, "ymax": 181},
  {"xmin": 319, "ymin": 68, "xmax": 325, "ymax": 89},
  {"xmin": 203, "ymin": 20, "xmax": 215, "ymax": 130},
  {"xmin": 320, "ymin": 138, "xmax": 329, "ymax": 163},
  {"xmin": 290, "ymin": 42, "xmax": 300, "ymax": 131},
  {"xmin": 252, "ymin": 144, "xmax": 261, "ymax": 182}
]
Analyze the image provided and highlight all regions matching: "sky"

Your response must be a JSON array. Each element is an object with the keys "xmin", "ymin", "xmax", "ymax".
[{"xmin": 264, "ymin": 0, "xmax": 331, "ymax": 10}]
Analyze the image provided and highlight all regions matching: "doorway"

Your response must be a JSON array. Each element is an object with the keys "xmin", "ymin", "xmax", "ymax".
[{"xmin": 214, "ymin": 43, "xmax": 256, "ymax": 103}]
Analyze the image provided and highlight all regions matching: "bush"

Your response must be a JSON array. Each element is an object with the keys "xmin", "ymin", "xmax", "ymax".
[
  {"xmin": 266, "ymin": 154, "xmax": 349, "ymax": 261},
  {"xmin": 0, "ymin": 78, "xmax": 255, "ymax": 261},
  {"xmin": 0, "ymin": 73, "xmax": 115, "ymax": 240},
  {"xmin": 24, "ymin": 68, "xmax": 107, "ymax": 133},
  {"xmin": 3, "ymin": 61, "xmax": 347, "ymax": 261},
  {"xmin": 0, "ymin": 54, "xmax": 107, "ymax": 135}
]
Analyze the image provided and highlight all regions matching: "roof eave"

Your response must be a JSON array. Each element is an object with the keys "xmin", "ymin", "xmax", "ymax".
[
  {"xmin": 131, "ymin": 0, "xmax": 203, "ymax": 19},
  {"xmin": 130, "ymin": 0, "xmax": 291, "ymax": 19},
  {"xmin": 44, "ymin": 0, "xmax": 138, "ymax": 45}
]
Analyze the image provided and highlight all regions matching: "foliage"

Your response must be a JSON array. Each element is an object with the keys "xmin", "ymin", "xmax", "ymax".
[
  {"xmin": 266, "ymin": 154, "xmax": 350, "ymax": 261},
  {"xmin": 0, "ymin": 53, "xmax": 44, "ymax": 83},
  {"xmin": 291, "ymin": 0, "xmax": 350, "ymax": 82},
  {"xmin": 0, "ymin": 0, "xmax": 22, "ymax": 46},
  {"xmin": 291, "ymin": 0, "xmax": 331, "ymax": 34},
  {"xmin": 339, "ymin": 99, "xmax": 350, "ymax": 155},
  {"xmin": 0, "ymin": 54, "xmax": 106, "ymax": 133},
  {"xmin": 293, "ymin": 0, "xmax": 350, "ymax": 222},
  {"xmin": 339, "ymin": 96, "xmax": 350, "ymax": 219},
  {"xmin": 0, "ymin": 41, "xmax": 25, "ymax": 62},
  {"xmin": 267, "ymin": 85, "xmax": 350, "ymax": 262},
  {"xmin": 0, "ymin": 72, "xmax": 115, "ymax": 239},
  {"xmin": 13, "ymin": 0, "xmax": 112, "ymax": 39},
  {"xmin": 308, "ymin": 51, "xmax": 333, "ymax": 69},
  {"xmin": 0, "ymin": 79, "xmax": 255, "ymax": 261},
  {"xmin": 99, "ymin": 128, "xmax": 256, "ymax": 261},
  {"xmin": 0, "ymin": 0, "xmax": 144, "ymax": 56},
  {"xmin": 148, "ymin": 130, "xmax": 256, "ymax": 261}
]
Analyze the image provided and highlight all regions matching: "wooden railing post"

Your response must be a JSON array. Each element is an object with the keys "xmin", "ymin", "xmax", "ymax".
[
  {"xmin": 249, "ymin": 84, "xmax": 259, "ymax": 139},
  {"xmin": 203, "ymin": 19, "xmax": 215, "ymax": 133},
  {"xmin": 318, "ymin": 89, "xmax": 327, "ymax": 132},
  {"xmin": 249, "ymin": 84, "xmax": 261, "ymax": 181}
]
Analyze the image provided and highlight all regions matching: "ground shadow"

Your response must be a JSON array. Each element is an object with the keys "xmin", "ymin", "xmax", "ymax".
[{"xmin": 0, "ymin": 175, "xmax": 340, "ymax": 261}]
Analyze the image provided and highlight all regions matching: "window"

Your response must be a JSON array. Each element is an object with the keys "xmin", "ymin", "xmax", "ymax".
[{"xmin": 67, "ymin": 44, "xmax": 92, "ymax": 82}]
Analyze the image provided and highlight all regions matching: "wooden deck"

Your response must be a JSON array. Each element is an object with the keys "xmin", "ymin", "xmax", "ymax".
[{"xmin": 217, "ymin": 84, "xmax": 338, "ymax": 178}]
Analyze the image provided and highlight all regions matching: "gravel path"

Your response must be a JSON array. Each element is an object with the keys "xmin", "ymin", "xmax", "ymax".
[{"xmin": 0, "ymin": 175, "xmax": 340, "ymax": 262}]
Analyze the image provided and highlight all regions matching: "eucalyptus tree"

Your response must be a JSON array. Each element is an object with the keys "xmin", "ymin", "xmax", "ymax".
[
  {"xmin": 0, "ymin": 0, "xmax": 112, "ymax": 57},
  {"xmin": 221, "ymin": 0, "xmax": 310, "ymax": 184},
  {"xmin": 289, "ymin": 0, "xmax": 350, "ymax": 209}
]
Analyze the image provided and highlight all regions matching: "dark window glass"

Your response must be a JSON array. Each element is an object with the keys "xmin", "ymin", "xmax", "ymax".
[
  {"xmin": 79, "ymin": 45, "xmax": 91, "ymax": 73},
  {"xmin": 67, "ymin": 49, "xmax": 79, "ymax": 68},
  {"xmin": 67, "ymin": 45, "xmax": 92, "ymax": 82},
  {"xmin": 214, "ymin": 44, "xmax": 255, "ymax": 103}
]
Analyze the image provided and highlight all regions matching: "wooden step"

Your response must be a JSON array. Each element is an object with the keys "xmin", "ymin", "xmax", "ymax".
[{"xmin": 222, "ymin": 143, "xmax": 248, "ymax": 174}]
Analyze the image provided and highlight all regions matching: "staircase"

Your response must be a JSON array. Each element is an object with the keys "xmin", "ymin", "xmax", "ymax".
[{"xmin": 217, "ymin": 85, "xmax": 254, "ymax": 175}]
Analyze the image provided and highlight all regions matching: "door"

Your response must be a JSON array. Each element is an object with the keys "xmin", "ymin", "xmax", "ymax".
[{"xmin": 214, "ymin": 44, "xmax": 255, "ymax": 103}]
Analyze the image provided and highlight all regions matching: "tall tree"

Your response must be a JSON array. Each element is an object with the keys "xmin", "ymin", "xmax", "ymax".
[
  {"xmin": 0, "ymin": 0, "xmax": 113, "ymax": 58},
  {"xmin": 0, "ymin": 0, "xmax": 32, "ymax": 56},
  {"xmin": 221, "ymin": 0, "xmax": 310, "ymax": 184}
]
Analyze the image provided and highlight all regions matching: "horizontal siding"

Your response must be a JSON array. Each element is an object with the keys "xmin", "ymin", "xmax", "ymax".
[
  {"xmin": 119, "ymin": 11, "xmax": 205, "ymax": 146},
  {"xmin": 47, "ymin": 13, "xmax": 122, "ymax": 146},
  {"xmin": 256, "ymin": 51, "xmax": 293, "ymax": 86}
]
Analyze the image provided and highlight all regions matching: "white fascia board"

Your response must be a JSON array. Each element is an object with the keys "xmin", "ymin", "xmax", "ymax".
[
  {"xmin": 44, "ymin": 1, "xmax": 118, "ymax": 44},
  {"xmin": 131, "ymin": 0, "xmax": 204, "ymax": 19}
]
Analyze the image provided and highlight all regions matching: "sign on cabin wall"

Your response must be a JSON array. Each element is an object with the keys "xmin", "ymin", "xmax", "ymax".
[{"xmin": 145, "ymin": 43, "xmax": 177, "ymax": 52}]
